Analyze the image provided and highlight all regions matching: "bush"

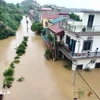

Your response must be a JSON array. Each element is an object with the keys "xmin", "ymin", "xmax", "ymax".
[
  {"xmin": 22, "ymin": 40, "xmax": 27, "ymax": 47},
  {"xmin": 14, "ymin": 56, "xmax": 20, "ymax": 59},
  {"xmin": 17, "ymin": 76, "xmax": 24, "ymax": 82},
  {"xmin": 10, "ymin": 62, "xmax": 15, "ymax": 68},
  {"xmin": 23, "ymin": 36, "xmax": 28, "ymax": 41},
  {"xmin": 16, "ymin": 43, "xmax": 26, "ymax": 56},
  {"xmin": 31, "ymin": 22, "xmax": 43, "ymax": 34},
  {"xmin": 13, "ymin": 59, "xmax": 20, "ymax": 64},
  {"xmin": 3, "ymin": 68, "xmax": 14, "ymax": 77},
  {"xmin": 63, "ymin": 65, "xmax": 71, "ymax": 70},
  {"xmin": 47, "ymin": 33, "xmax": 54, "ymax": 43},
  {"xmin": 5, "ymin": 76, "xmax": 14, "ymax": 82},
  {"xmin": 44, "ymin": 49, "xmax": 52, "ymax": 60},
  {"xmin": 3, "ymin": 79, "xmax": 12, "ymax": 88}
]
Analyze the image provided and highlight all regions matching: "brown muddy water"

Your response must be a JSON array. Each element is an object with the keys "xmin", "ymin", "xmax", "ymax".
[{"xmin": 0, "ymin": 16, "xmax": 98, "ymax": 100}]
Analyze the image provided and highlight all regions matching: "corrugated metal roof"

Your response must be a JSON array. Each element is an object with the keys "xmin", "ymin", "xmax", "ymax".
[{"xmin": 49, "ymin": 16, "xmax": 67, "ymax": 24}]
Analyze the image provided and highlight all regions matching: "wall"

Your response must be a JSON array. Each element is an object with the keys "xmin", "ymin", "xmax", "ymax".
[
  {"xmin": 63, "ymin": 31, "xmax": 100, "ymax": 53},
  {"xmin": 75, "ymin": 36, "xmax": 100, "ymax": 53},
  {"xmin": 63, "ymin": 31, "xmax": 77, "ymax": 44},
  {"xmin": 72, "ymin": 58, "xmax": 100, "ymax": 70},
  {"xmin": 42, "ymin": 18, "xmax": 52, "ymax": 28},
  {"xmin": 82, "ymin": 13, "xmax": 100, "ymax": 26}
]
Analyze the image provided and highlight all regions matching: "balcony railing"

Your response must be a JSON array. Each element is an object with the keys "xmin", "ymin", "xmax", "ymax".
[
  {"xmin": 71, "ymin": 52, "xmax": 100, "ymax": 59},
  {"xmin": 59, "ymin": 46, "xmax": 100, "ymax": 60},
  {"xmin": 60, "ymin": 24, "xmax": 100, "ymax": 33}
]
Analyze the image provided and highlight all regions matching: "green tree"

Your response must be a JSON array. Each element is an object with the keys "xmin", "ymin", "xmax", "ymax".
[
  {"xmin": 31, "ymin": 22, "xmax": 43, "ymax": 34},
  {"xmin": 70, "ymin": 13, "xmax": 82, "ymax": 21}
]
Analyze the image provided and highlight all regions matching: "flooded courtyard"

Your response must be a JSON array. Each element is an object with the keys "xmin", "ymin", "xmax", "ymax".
[{"xmin": 0, "ymin": 16, "xmax": 99, "ymax": 100}]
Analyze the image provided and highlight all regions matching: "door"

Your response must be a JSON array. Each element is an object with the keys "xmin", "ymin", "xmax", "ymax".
[
  {"xmin": 87, "ymin": 15, "xmax": 94, "ymax": 28},
  {"xmin": 77, "ymin": 64, "xmax": 83, "ymax": 70},
  {"xmin": 95, "ymin": 63, "xmax": 100, "ymax": 68}
]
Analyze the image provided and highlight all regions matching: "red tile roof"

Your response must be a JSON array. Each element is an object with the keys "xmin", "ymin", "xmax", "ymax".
[
  {"xmin": 49, "ymin": 24, "xmax": 64, "ymax": 35},
  {"xmin": 42, "ymin": 14, "xmax": 60, "ymax": 19}
]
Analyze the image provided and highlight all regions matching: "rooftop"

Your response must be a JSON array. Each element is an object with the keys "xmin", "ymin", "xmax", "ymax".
[
  {"xmin": 49, "ymin": 24, "xmax": 64, "ymax": 35},
  {"xmin": 42, "ymin": 14, "xmax": 60, "ymax": 19},
  {"xmin": 59, "ymin": 12, "xmax": 69, "ymax": 15},
  {"xmin": 49, "ymin": 17, "xmax": 71, "ymax": 24},
  {"xmin": 38, "ymin": 7, "xmax": 53, "ymax": 11},
  {"xmin": 81, "ymin": 10, "xmax": 100, "ymax": 13}
]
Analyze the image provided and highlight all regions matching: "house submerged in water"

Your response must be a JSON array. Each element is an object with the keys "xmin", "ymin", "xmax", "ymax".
[{"xmin": 42, "ymin": 10, "xmax": 100, "ymax": 70}]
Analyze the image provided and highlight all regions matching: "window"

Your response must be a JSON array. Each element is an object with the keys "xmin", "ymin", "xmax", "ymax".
[
  {"xmin": 45, "ymin": 21, "xmax": 48, "ymax": 27},
  {"xmin": 83, "ymin": 40, "xmax": 93, "ymax": 51},
  {"xmin": 66, "ymin": 35, "xmax": 70, "ymax": 45}
]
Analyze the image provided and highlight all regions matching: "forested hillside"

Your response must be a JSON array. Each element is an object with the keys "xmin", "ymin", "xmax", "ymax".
[
  {"xmin": 0, "ymin": 0, "xmax": 23, "ymax": 40},
  {"xmin": 20, "ymin": 0, "xmax": 41, "ymax": 14}
]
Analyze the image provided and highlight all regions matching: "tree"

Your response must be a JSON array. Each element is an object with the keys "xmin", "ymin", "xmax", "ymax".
[
  {"xmin": 70, "ymin": 13, "xmax": 82, "ymax": 21},
  {"xmin": 31, "ymin": 22, "xmax": 43, "ymax": 34}
]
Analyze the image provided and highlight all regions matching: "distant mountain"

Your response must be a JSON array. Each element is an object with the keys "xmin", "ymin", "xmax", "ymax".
[
  {"xmin": 42, "ymin": 4, "xmax": 94, "ymax": 12},
  {"xmin": 20, "ymin": 0, "xmax": 41, "ymax": 13}
]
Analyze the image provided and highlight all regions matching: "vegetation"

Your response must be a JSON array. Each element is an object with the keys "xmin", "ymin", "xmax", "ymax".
[
  {"xmin": 63, "ymin": 64, "xmax": 71, "ymax": 70},
  {"xmin": 44, "ymin": 49, "xmax": 52, "ymax": 60},
  {"xmin": 16, "ymin": 43, "xmax": 26, "ymax": 56},
  {"xmin": 74, "ymin": 89, "xmax": 85, "ymax": 100},
  {"xmin": 0, "ymin": 0, "xmax": 23, "ymax": 40},
  {"xmin": 23, "ymin": 36, "xmax": 28, "ymax": 41},
  {"xmin": 10, "ymin": 62, "xmax": 15, "ymax": 68},
  {"xmin": 14, "ymin": 56, "xmax": 20, "ymax": 59},
  {"xmin": 20, "ymin": 0, "xmax": 40, "ymax": 14},
  {"xmin": 0, "ymin": 21, "xmax": 15, "ymax": 40},
  {"xmin": 5, "ymin": 76, "xmax": 14, "ymax": 82},
  {"xmin": 31, "ymin": 22, "xmax": 43, "ymax": 35},
  {"xmin": 69, "ymin": 13, "xmax": 82, "ymax": 21},
  {"xmin": 47, "ymin": 33, "xmax": 54, "ymax": 44},
  {"xmin": 17, "ymin": 76, "xmax": 25, "ymax": 82},
  {"xmin": 3, "ymin": 68, "xmax": 14, "ymax": 77},
  {"xmin": 3, "ymin": 68, "xmax": 14, "ymax": 88},
  {"xmin": 13, "ymin": 59, "xmax": 20, "ymax": 64}
]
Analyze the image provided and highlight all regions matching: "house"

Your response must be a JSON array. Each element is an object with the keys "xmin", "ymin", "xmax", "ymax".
[
  {"xmin": 58, "ymin": 10, "xmax": 100, "ymax": 70},
  {"xmin": 38, "ymin": 7, "xmax": 69, "ymax": 28}
]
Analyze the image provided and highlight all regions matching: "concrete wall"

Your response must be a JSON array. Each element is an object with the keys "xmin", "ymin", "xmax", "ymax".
[
  {"xmin": 82, "ymin": 13, "xmax": 100, "ymax": 26},
  {"xmin": 63, "ymin": 31, "xmax": 100, "ymax": 53},
  {"xmin": 72, "ymin": 58, "xmax": 100, "ymax": 70},
  {"xmin": 75, "ymin": 36, "xmax": 100, "ymax": 53},
  {"xmin": 42, "ymin": 18, "xmax": 52, "ymax": 28}
]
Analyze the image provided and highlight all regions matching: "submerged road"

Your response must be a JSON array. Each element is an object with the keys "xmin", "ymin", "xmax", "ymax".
[{"xmin": 0, "ymin": 16, "xmax": 98, "ymax": 100}]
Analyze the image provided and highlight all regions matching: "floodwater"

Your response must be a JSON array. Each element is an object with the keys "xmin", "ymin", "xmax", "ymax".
[{"xmin": 0, "ymin": 16, "xmax": 98, "ymax": 100}]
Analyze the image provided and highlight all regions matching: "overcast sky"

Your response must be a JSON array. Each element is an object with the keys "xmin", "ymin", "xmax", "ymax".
[{"xmin": 5, "ymin": 0, "xmax": 100, "ymax": 10}]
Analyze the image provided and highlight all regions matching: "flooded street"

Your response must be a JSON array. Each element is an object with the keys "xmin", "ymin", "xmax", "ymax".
[{"xmin": 0, "ymin": 16, "xmax": 98, "ymax": 100}]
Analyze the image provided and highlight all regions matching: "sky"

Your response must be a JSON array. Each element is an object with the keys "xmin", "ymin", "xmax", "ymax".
[{"xmin": 5, "ymin": 0, "xmax": 100, "ymax": 10}]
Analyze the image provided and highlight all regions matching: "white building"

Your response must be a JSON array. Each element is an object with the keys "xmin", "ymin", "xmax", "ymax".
[{"xmin": 59, "ymin": 11, "xmax": 100, "ymax": 70}]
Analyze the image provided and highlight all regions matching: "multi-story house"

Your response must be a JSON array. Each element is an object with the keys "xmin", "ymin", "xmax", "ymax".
[
  {"xmin": 38, "ymin": 7, "xmax": 69, "ymax": 28},
  {"xmin": 42, "ymin": 10, "xmax": 100, "ymax": 70},
  {"xmin": 58, "ymin": 11, "xmax": 100, "ymax": 70}
]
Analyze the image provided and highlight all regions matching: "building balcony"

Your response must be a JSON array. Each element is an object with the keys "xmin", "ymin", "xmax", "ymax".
[
  {"xmin": 59, "ymin": 45, "xmax": 100, "ymax": 60},
  {"xmin": 60, "ymin": 24, "xmax": 100, "ymax": 33}
]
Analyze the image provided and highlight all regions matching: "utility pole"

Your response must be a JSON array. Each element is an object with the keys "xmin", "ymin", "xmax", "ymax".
[
  {"xmin": 53, "ymin": 33, "xmax": 56, "ymax": 61},
  {"xmin": 73, "ymin": 37, "xmax": 81, "ymax": 85}
]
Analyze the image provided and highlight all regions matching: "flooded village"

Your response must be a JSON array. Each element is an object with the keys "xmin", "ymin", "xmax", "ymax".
[{"xmin": 0, "ymin": 0, "xmax": 100, "ymax": 100}]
